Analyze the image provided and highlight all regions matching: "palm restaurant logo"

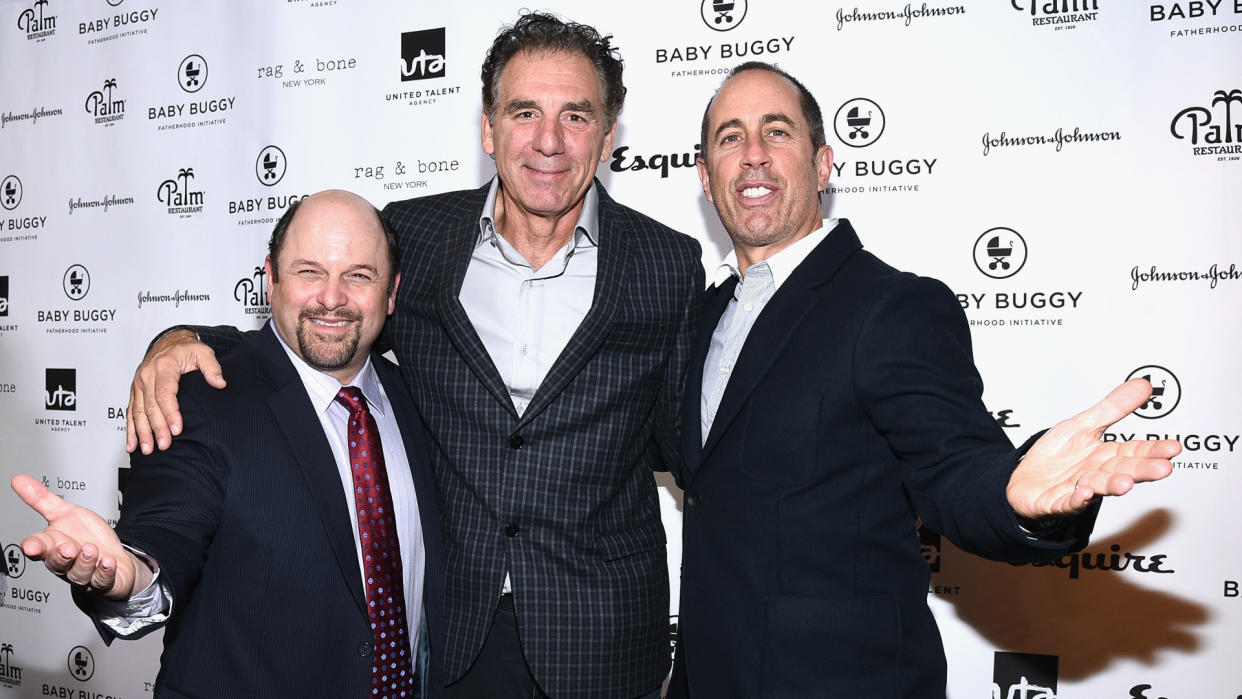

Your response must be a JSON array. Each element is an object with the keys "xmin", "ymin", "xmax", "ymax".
[
  {"xmin": 17, "ymin": 0, "xmax": 57, "ymax": 41},
  {"xmin": 84, "ymin": 78, "xmax": 125, "ymax": 125},
  {"xmin": 1171, "ymin": 88, "xmax": 1242, "ymax": 158},
  {"xmin": 0, "ymin": 642, "xmax": 23, "ymax": 689},
  {"xmin": 157, "ymin": 167, "xmax": 204, "ymax": 215},
  {"xmin": 234, "ymin": 266, "xmax": 270, "ymax": 317}
]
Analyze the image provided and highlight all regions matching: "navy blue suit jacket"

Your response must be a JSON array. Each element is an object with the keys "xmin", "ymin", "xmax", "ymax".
[
  {"xmin": 102, "ymin": 323, "xmax": 444, "ymax": 698},
  {"xmin": 670, "ymin": 221, "xmax": 1097, "ymax": 698}
]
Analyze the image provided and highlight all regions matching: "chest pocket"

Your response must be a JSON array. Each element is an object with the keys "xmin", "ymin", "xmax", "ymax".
[{"xmin": 740, "ymin": 390, "xmax": 821, "ymax": 484}]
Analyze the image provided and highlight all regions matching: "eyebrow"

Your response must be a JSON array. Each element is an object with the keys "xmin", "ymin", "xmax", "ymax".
[
  {"xmin": 713, "ymin": 112, "xmax": 796, "ymax": 140},
  {"xmin": 504, "ymin": 99, "xmax": 597, "ymax": 114}
]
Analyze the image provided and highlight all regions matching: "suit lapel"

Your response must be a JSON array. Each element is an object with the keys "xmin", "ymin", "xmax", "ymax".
[
  {"xmin": 432, "ymin": 184, "xmax": 518, "ymax": 418},
  {"xmin": 681, "ymin": 277, "xmax": 736, "ymax": 477},
  {"xmin": 253, "ymin": 325, "xmax": 368, "ymax": 617},
  {"xmin": 698, "ymin": 221, "xmax": 864, "ymax": 466},
  {"xmin": 516, "ymin": 182, "xmax": 628, "ymax": 429}
]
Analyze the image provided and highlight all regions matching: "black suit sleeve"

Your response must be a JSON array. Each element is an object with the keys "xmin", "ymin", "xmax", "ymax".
[
  {"xmin": 855, "ymin": 275, "xmax": 1094, "ymax": 563},
  {"xmin": 115, "ymin": 378, "xmax": 229, "ymax": 609},
  {"xmin": 148, "ymin": 325, "xmax": 249, "ymax": 355}
]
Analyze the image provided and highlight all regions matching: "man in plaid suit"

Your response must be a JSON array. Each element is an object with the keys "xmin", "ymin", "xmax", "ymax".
[{"xmin": 126, "ymin": 13, "xmax": 702, "ymax": 699}]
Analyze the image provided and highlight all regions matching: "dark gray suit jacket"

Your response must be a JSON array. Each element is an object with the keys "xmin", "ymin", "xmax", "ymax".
[{"xmin": 380, "ymin": 181, "xmax": 702, "ymax": 697}]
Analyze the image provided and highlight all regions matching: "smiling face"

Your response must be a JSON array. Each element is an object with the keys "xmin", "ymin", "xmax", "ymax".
[
  {"xmin": 697, "ymin": 69, "xmax": 833, "ymax": 257},
  {"xmin": 482, "ymin": 50, "xmax": 616, "ymax": 227},
  {"xmin": 266, "ymin": 191, "xmax": 398, "ymax": 384}
]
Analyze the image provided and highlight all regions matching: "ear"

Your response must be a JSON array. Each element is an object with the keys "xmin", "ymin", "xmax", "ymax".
[
  {"xmin": 597, "ymin": 120, "xmax": 618, "ymax": 163},
  {"xmin": 264, "ymin": 256, "xmax": 275, "ymax": 294},
  {"xmin": 696, "ymin": 156, "xmax": 714, "ymax": 203},
  {"xmin": 815, "ymin": 145, "xmax": 834, "ymax": 191},
  {"xmin": 481, "ymin": 111, "xmax": 495, "ymax": 157},
  {"xmin": 387, "ymin": 273, "xmax": 401, "ymax": 316}
]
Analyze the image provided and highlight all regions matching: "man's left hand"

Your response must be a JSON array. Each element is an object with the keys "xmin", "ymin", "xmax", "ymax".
[{"xmin": 1006, "ymin": 378, "xmax": 1180, "ymax": 520}]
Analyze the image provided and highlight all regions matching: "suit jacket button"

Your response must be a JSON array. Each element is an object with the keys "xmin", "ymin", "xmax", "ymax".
[
  {"xmin": 508, "ymin": 434, "xmax": 525, "ymax": 449},
  {"xmin": 685, "ymin": 492, "xmax": 701, "ymax": 507},
  {"xmin": 505, "ymin": 522, "xmax": 520, "ymax": 537},
  {"xmin": 357, "ymin": 642, "xmax": 373, "ymax": 657}
]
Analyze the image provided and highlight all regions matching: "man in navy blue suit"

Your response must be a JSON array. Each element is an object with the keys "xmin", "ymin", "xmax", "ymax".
[
  {"xmin": 12, "ymin": 190, "xmax": 444, "ymax": 698},
  {"xmin": 669, "ymin": 62, "xmax": 1181, "ymax": 698}
]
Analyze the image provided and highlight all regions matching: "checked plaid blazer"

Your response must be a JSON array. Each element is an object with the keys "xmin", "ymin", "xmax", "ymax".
[{"xmin": 381, "ymin": 181, "xmax": 702, "ymax": 697}]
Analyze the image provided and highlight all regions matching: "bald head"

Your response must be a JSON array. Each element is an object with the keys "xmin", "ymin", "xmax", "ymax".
[{"xmin": 268, "ymin": 189, "xmax": 401, "ymax": 294}]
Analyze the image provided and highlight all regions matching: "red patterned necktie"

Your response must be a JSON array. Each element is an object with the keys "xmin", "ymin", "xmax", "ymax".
[{"xmin": 335, "ymin": 386, "xmax": 415, "ymax": 698}]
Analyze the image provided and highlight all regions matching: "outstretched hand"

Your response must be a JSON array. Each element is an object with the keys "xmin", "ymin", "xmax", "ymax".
[
  {"xmin": 126, "ymin": 329, "xmax": 225, "ymax": 454},
  {"xmin": 1006, "ymin": 378, "xmax": 1180, "ymax": 520},
  {"xmin": 10, "ymin": 474, "xmax": 150, "ymax": 600}
]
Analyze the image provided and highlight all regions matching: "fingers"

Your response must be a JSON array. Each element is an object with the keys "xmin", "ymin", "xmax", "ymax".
[
  {"xmin": 129, "ymin": 364, "xmax": 158, "ymax": 454},
  {"xmin": 199, "ymin": 350, "xmax": 227, "ymax": 389},
  {"xmin": 147, "ymin": 359, "xmax": 180, "ymax": 449},
  {"xmin": 1074, "ymin": 378, "xmax": 1157, "ymax": 434},
  {"xmin": 11, "ymin": 474, "xmax": 68, "ymax": 522}
]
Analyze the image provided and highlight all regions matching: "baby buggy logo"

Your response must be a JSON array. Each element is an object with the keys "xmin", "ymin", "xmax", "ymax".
[
  {"xmin": 833, "ymin": 98, "xmax": 885, "ymax": 148},
  {"xmin": 701, "ymin": 0, "xmax": 748, "ymax": 31},
  {"xmin": 1126, "ymin": 365, "xmax": 1180, "ymax": 419},
  {"xmin": 973, "ymin": 227, "xmax": 1028, "ymax": 280}
]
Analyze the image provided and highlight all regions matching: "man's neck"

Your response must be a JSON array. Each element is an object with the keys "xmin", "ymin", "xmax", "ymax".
[
  {"xmin": 734, "ymin": 220, "xmax": 824, "ymax": 276},
  {"xmin": 493, "ymin": 190, "xmax": 583, "ymax": 272}
]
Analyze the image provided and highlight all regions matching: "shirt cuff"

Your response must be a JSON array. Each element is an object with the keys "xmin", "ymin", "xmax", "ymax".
[{"xmin": 92, "ymin": 547, "xmax": 173, "ymax": 637}]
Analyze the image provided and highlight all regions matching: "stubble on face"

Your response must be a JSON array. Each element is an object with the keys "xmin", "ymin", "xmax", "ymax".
[{"xmin": 294, "ymin": 304, "xmax": 364, "ymax": 371}]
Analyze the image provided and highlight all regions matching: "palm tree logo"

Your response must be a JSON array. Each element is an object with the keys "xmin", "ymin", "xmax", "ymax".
[{"xmin": 1212, "ymin": 89, "xmax": 1242, "ymax": 144}]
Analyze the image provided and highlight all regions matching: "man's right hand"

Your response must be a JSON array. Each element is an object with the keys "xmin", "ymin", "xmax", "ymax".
[
  {"xmin": 10, "ymin": 475, "xmax": 151, "ymax": 600},
  {"xmin": 126, "ymin": 329, "xmax": 225, "ymax": 454}
]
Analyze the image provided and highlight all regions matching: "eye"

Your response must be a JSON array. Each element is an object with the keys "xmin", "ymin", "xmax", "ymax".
[
  {"xmin": 767, "ymin": 128, "xmax": 789, "ymax": 137},
  {"xmin": 720, "ymin": 133, "xmax": 740, "ymax": 144}
]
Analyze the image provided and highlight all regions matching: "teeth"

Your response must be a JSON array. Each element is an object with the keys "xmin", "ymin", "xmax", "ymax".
[
  {"xmin": 311, "ymin": 319, "xmax": 349, "ymax": 327},
  {"xmin": 741, "ymin": 186, "xmax": 772, "ymax": 199}
]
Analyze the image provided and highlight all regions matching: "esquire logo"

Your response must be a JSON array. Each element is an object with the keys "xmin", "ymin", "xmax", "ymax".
[
  {"xmin": 84, "ymin": 78, "xmax": 125, "ymax": 125},
  {"xmin": 1171, "ymin": 89, "xmax": 1242, "ymax": 158},
  {"xmin": 992, "ymin": 651, "xmax": 1058, "ymax": 699},
  {"xmin": 17, "ymin": 0, "xmax": 57, "ymax": 41}
]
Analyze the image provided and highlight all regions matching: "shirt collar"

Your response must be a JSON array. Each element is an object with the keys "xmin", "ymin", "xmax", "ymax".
[
  {"xmin": 710, "ymin": 218, "xmax": 840, "ymax": 292},
  {"xmin": 269, "ymin": 321, "xmax": 387, "ymax": 417},
  {"xmin": 477, "ymin": 176, "xmax": 600, "ymax": 250}
]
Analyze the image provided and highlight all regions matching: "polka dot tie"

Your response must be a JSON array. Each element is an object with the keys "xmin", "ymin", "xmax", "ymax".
[{"xmin": 335, "ymin": 387, "xmax": 415, "ymax": 698}]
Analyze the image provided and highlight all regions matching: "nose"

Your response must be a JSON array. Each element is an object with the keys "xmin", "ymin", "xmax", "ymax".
[
  {"xmin": 741, "ymin": 133, "xmax": 771, "ymax": 169},
  {"xmin": 317, "ymin": 276, "xmax": 347, "ymax": 310},
  {"xmin": 532, "ymin": 116, "xmax": 566, "ymax": 157}
]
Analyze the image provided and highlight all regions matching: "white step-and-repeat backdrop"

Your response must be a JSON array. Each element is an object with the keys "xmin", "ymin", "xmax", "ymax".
[{"xmin": 1, "ymin": 0, "xmax": 1239, "ymax": 697}]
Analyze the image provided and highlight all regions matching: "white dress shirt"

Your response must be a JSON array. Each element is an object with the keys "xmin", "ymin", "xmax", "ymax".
[
  {"xmin": 458, "ymin": 177, "xmax": 599, "ymax": 594},
  {"xmin": 702, "ymin": 218, "xmax": 839, "ymax": 442}
]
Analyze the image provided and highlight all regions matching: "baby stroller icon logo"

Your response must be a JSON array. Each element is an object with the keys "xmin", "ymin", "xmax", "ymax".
[
  {"xmin": 1126, "ymin": 365, "xmax": 1180, "ymax": 419},
  {"xmin": 833, "ymin": 98, "xmax": 885, "ymax": 148},
  {"xmin": 972, "ymin": 227, "xmax": 1027, "ymax": 280},
  {"xmin": 67, "ymin": 646, "xmax": 94, "ymax": 682},
  {"xmin": 700, "ymin": 0, "xmax": 748, "ymax": 31},
  {"xmin": 255, "ymin": 145, "xmax": 287, "ymax": 187},
  {"xmin": 177, "ymin": 54, "xmax": 208, "ymax": 94},
  {"xmin": 1, "ymin": 175, "xmax": 22, "ymax": 211},
  {"xmin": 3, "ymin": 544, "xmax": 26, "ymax": 579}
]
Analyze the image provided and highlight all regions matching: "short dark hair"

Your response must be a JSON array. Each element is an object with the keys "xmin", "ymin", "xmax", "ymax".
[
  {"xmin": 480, "ymin": 12, "xmax": 626, "ymax": 128},
  {"xmin": 698, "ymin": 61, "xmax": 826, "ymax": 158},
  {"xmin": 267, "ymin": 198, "xmax": 402, "ymax": 294}
]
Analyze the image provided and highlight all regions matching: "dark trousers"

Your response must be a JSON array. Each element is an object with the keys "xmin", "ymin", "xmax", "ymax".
[
  {"xmin": 445, "ymin": 593, "xmax": 550, "ymax": 699},
  {"xmin": 445, "ymin": 594, "xmax": 662, "ymax": 699}
]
